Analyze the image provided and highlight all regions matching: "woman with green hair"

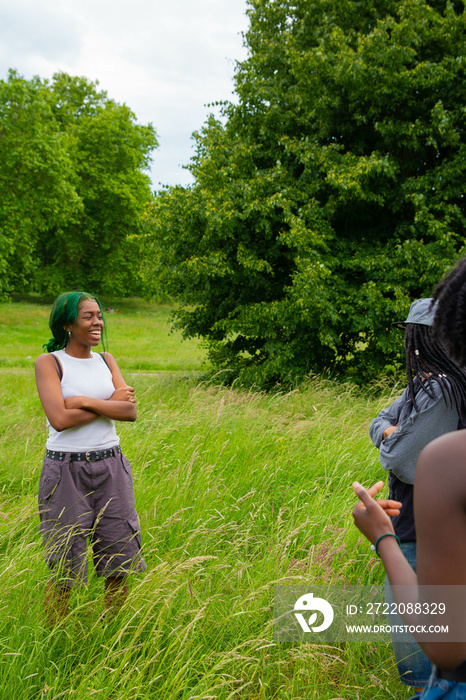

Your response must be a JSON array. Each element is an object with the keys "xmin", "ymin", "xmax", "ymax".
[{"xmin": 35, "ymin": 291, "xmax": 146, "ymax": 625}]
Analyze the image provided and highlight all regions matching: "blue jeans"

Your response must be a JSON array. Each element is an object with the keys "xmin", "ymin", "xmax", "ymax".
[
  {"xmin": 384, "ymin": 541, "xmax": 432, "ymax": 688},
  {"xmin": 410, "ymin": 668, "xmax": 466, "ymax": 699}
]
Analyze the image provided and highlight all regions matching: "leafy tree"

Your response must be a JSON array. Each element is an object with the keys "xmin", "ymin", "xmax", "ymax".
[
  {"xmin": 34, "ymin": 73, "xmax": 158, "ymax": 296},
  {"xmin": 0, "ymin": 71, "xmax": 157, "ymax": 298},
  {"xmin": 0, "ymin": 71, "xmax": 81, "ymax": 299},
  {"xmin": 145, "ymin": 0, "xmax": 466, "ymax": 384}
]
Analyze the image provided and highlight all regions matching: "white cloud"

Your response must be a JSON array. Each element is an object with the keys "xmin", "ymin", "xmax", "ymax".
[{"xmin": 0, "ymin": 0, "xmax": 249, "ymax": 188}]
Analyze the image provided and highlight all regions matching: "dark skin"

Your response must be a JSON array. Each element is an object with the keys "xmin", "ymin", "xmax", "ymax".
[
  {"xmin": 353, "ymin": 430, "xmax": 466, "ymax": 670},
  {"xmin": 36, "ymin": 300, "xmax": 137, "ymax": 625}
]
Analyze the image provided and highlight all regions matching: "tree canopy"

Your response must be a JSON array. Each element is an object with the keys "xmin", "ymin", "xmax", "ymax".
[
  {"xmin": 145, "ymin": 0, "xmax": 466, "ymax": 384},
  {"xmin": 0, "ymin": 70, "xmax": 157, "ymax": 299}
]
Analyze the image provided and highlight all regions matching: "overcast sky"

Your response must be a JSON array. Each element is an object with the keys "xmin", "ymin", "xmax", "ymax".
[{"xmin": 0, "ymin": 0, "xmax": 250, "ymax": 189}]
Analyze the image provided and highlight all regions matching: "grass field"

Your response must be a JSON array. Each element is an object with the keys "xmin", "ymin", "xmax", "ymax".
[
  {"xmin": 0, "ymin": 296, "xmax": 208, "ymax": 372},
  {"xmin": 0, "ymin": 298, "xmax": 409, "ymax": 699}
]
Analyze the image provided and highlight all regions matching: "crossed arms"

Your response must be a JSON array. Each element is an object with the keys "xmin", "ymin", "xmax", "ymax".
[{"xmin": 35, "ymin": 352, "xmax": 136, "ymax": 432}]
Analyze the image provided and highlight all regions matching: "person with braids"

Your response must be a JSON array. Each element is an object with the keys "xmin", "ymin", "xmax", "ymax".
[
  {"xmin": 35, "ymin": 291, "xmax": 146, "ymax": 626},
  {"xmin": 353, "ymin": 258, "xmax": 466, "ymax": 698},
  {"xmin": 369, "ymin": 298, "xmax": 466, "ymax": 694}
]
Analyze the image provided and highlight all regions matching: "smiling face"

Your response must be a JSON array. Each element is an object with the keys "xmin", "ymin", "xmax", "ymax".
[{"xmin": 66, "ymin": 299, "xmax": 104, "ymax": 356}]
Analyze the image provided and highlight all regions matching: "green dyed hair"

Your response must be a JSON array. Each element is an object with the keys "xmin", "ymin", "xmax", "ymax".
[{"xmin": 43, "ymin": 291, "xmax": 107, "ymax": 353}]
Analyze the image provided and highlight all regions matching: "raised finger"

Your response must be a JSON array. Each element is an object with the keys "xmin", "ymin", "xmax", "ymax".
[
  {"xmin": 352, "ymin": 481, "xmax": 375, "ymax": 509},
  {"xmin": 366, "ymin": 481, "xmax": 385, "ymax": 498}
]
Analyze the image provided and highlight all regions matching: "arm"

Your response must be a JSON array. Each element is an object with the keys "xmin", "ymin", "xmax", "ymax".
[
  {"xmin": 352, "ymin": 482, "xmax": 417, "ymax": 587},
  {"xmin": 35, "ymin": 354, "xmax": 99, "ymax": 432},
  {"xmin": 369, "ymin": 391, "xmax": 406, "ymax": 448},
  {"xmin": 352, "ymin": 479, "xmax": 466, "ymax": 668},
  {"xmin": 413, "ymin": 434, "xmax": 466, "ymax": 668},
  {"xmin": 65, "ymin": 395, "xmax": 136, "ymax": 421},
  {"xmin": 64, "ymin": 353, "xmax": 137, "ymax": 422}
]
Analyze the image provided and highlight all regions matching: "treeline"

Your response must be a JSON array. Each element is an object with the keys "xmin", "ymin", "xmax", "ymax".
[
  {"xmin": 3, "ymin": 0, "xmax": 466, "ymax": 385},
  {"xmin": 144, "ymin": 0, "xmax": 466, "ymax": 384},
  {"xmin": 0, "ymin": 70, "xmax": 157, "ymax": 299}
]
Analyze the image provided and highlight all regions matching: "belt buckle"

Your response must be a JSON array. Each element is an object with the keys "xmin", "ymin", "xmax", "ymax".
[{"xmin": 85, "ymin": 450, "xmax": 95, "ymax": 462}]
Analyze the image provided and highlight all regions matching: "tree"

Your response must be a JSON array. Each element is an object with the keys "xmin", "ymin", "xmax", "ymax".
[
  {"xmin": 34, "ymin": 73, "xmax": 158, "ymax": 296},
  {"xmin": 0, "ymin": 71, "xmax": 157, "ymax": 298},
  {"xmin": 145, "ymin": 0, "xmax": 466, "ymax": 384},
  {"xmin": 0, "ymin": 71, "xmax": 81, "ymax": 298}
]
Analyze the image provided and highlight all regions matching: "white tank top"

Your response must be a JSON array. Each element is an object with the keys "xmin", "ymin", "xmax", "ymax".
[{"xmin": 45, "ymin": 349, "xmax": 120, "ymax": 452}]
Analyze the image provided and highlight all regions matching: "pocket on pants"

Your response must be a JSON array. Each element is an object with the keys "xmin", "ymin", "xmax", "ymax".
[
  {"xmin": 120, "ymin": 453, "xmax": 134, "ymax": 482},
  {"xmin": 38, "ymin": 458, "xmax": 62, "ymax": 502},
  {"xmin": 38, "ymin": 458, "xmax": 63, "ymax": 523},
  {"xmin": 128, "ymin": 517, "xmax": 142, "ymax": 549}
]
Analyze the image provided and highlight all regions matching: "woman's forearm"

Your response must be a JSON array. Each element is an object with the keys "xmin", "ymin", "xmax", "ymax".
[
  {"xmin": 66, "ymin": 396, "xmax": 137, "ymax": 422},
  {"xmin": 378, "ymin": 537, "xmax": 418, "ymax": 589},
  {"xmin": 50, "ymin": 408, "xmax": 99, "ymax": 432}
]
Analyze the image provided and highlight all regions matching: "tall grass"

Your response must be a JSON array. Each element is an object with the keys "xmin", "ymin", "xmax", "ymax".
[{"xmin": 0, "ymin": 300, "xmax": 407, "ymax": 699}]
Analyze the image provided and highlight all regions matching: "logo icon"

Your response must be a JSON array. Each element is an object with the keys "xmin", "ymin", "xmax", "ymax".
[{"xmin": 294, "ymin": 592, "xmax": 334, "ymax": 633}]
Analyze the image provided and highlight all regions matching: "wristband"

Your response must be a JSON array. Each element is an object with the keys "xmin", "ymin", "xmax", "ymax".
[{"xmin": 371, "ymin": 533, "xmax": 401, "ymax": 557}]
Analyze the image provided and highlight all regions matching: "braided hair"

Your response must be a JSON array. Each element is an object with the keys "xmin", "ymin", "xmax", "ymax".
[
  {"xmin": 405, "ymin": 322, "xmax": 466, "ymax": 414},
  {"xmin": 431, "ymin": 258, "xmax": 466, "ymax": 367}
]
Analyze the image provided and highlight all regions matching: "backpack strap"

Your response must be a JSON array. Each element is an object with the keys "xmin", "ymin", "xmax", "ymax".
[
  {"xmin": 99, "ymin": 352, "xmax": 110, "ymax": 370},
  {"xmin": 52, "ymin": 354, "xmax": 63, "ymax": 381}
]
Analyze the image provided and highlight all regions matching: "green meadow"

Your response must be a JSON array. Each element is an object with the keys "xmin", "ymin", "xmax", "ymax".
[{"xmin": 0, "ymin": 298, "xmax": 408, "ymax": 699}]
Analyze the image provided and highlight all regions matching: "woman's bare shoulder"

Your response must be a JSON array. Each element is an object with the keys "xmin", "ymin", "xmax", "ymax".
[
  {"xmin": 416, "ymin": 429, "xmax": 466, "ymax": 507},
  {"xmin": 35, "ymin": 353, "xmax": 54, "ymax": 368},
  {"xmin": 419, "ymin": 429, "xmax": 466, "ymax": 463}
]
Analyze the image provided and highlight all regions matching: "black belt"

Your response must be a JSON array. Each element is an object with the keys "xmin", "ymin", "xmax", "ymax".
[
  {"xmin": 436, "ymin": 660, "xmax": 466, "ymax": 682},
  {"xmin": 45, "ymin": 445, "xmax": 122, "ymax": 462}
]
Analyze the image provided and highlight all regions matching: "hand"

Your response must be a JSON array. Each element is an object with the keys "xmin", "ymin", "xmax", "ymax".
[
  {"xmin": 383, "ymin": 424, "xmax": 398, "ymax": 439},
  {"xmin": 110, "ymin": 385, "xmax": 136, "ymax": 403},
  {"xmin": 359, "ymin": 481, "xmax": 402, "ymax": 517},
  {"xmin": 352, "ymin": 481, "xmax": 400, "ymax": 544},
  {"xmin": 64, "ymin": 395, "xmax": 86, "ymax": 410}
]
